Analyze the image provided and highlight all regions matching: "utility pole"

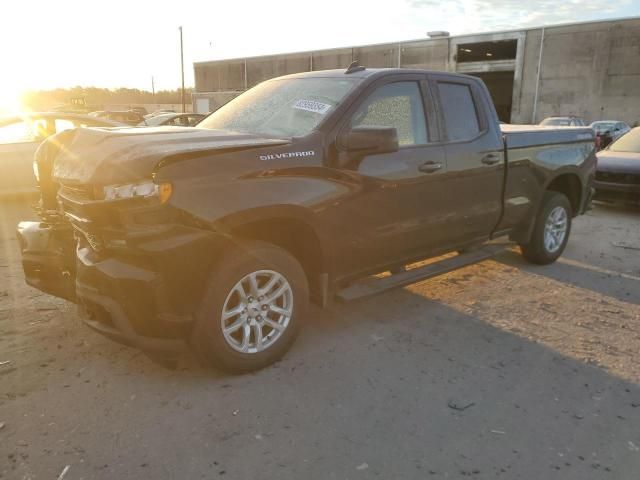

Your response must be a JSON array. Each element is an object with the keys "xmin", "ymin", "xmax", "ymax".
[{"xmin": 179, "ymin": 26, "xmax": 185, "ymax": 113}]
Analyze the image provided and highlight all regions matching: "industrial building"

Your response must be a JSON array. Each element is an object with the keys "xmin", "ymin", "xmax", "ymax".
[{"xmin": 193, "ymin": 16, "xmax": 640, "ymax": 125}]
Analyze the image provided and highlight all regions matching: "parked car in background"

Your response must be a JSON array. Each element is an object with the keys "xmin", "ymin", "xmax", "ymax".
[
  {"xmin": 145, "ymin": 109, "xmax": 176, "ymax": 119},
  {"xmin": 591, "ymin": 120, "xmax": 630, "ymax": 149},
  {"xmin": 540, "ymin": 116, "xmax": 587, "ymax": 127},
  {"xmin": 594, "ymin": 127, "xmax": 640, "ymax": 205},
  {"xmin": 129, "ymin": 106, "xmax": 148, "ymax": 116},
  {"xmin": 0, "ymin": 113, "xmax": 123, "ymax": 195},
  {"xmin": 140, "ymin": 113, "xmax": 205, "ymax": 127},
  {"xmin": 50, "ymin": 104, "xmax": 94, "ymax": 114},
  {"xmin": 90, "ymin": 110, "xmax": 146, "ymax": 126}
]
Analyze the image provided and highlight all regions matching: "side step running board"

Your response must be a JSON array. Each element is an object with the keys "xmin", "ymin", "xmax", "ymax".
[{"xmin": 336, "ymin": 244, "xmax": 508, "ymax": 302}]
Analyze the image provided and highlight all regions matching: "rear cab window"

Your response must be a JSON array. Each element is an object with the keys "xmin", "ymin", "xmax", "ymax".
[{"xmin": 436, "ymin": 82, "xmax": 481, "ymax": 142}]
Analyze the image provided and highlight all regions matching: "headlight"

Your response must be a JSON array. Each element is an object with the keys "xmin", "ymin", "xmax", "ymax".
[{"xmin": 103, "ymin": 180, "xmax": 172, "ymax": 203}]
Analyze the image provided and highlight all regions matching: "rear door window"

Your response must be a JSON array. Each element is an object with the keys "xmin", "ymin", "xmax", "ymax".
[{"xmin": 437, "ymin": 82, "xmax": 481, "ymax": 142}]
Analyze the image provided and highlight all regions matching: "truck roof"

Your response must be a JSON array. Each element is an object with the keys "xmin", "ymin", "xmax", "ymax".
[{"xmin": 272, "ymin": 68, "xmax": 480, "ymax": 82}]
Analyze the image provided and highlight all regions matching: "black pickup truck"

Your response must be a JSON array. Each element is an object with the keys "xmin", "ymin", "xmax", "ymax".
[{"xmin": 18, "ymin": 67, "xmax": 596, "ymax": 372}]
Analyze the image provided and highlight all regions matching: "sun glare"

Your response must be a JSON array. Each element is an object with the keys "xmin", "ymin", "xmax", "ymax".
[{"xmin": 0, "ymin": 87, "xmax": 26, "ymax": 115}]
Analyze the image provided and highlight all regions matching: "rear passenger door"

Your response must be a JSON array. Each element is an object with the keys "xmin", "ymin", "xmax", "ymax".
[{"xmin": 432, "ymin": 76, "xmax": 504, "ymax": 244}]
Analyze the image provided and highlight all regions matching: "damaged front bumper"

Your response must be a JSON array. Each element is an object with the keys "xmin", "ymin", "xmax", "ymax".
[
  {"xmin": 17, "ymin": 209, "xmax": 231, "ymax": 354},
  {"xmin": 17, "ymin": 220, "xmax": 76, "ymax": 302}
]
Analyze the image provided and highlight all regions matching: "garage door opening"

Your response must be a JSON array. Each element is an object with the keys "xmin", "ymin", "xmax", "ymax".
[
  {"xmin": 456, "ymin": 40, "xmax": 517, "ymax": 63},
  {"xmin": 469, "ymin": 71, "xmax": 515, "ymax": 123}
]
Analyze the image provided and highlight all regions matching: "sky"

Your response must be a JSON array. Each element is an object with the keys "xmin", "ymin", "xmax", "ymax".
[{"xmin": 1, "ymin": 0, "xmax": 639, "ymax": 104}]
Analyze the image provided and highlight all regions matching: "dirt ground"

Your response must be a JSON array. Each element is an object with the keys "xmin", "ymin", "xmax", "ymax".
[{"xmin": 0, "ymin": 199, "xmax": 639, "ymax": 479}]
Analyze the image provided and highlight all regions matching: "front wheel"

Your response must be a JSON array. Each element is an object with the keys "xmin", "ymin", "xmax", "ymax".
[
  {"xmin": 520, "ymin": 191, "xmax": 572, "ymax": 265},
  {"xmin": 191, "ymin": 241, "xmax": 309, "ymax": 373}
]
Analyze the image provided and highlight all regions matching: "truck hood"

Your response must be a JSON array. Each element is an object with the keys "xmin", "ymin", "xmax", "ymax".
[
  {"xmin": 596, "ymin": 150, "xmax": 640, "ymax": 174},
  {"xmin": 50, "ymin": 126, "xmax": 290, "ymax": 185}
]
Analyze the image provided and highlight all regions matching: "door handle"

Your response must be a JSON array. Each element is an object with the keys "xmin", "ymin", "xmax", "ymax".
[
  {"xmin": 481, "ymin": 153, "xmax": 502, "ymax": 165},
  {"xmin": 419, "ymin": 161, "xmax": 443, "ymax": 173}
]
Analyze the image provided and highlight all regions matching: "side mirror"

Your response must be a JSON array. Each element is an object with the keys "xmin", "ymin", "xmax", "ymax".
[{"xmin": 341, "ymin": 126, "xmax": 399, "ymax": 155}]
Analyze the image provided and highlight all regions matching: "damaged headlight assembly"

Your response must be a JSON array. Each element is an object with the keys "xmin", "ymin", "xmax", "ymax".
[{"xmin": 102, "ymin": 180, "xmax": 173, "ymax": 204}]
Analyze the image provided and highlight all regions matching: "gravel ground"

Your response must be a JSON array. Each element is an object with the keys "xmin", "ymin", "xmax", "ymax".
[{"xmin": 0, "ymin": 199, "xmax": 639, "ymax": 479}]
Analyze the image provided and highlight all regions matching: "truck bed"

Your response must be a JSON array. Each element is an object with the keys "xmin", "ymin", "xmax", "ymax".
[{"xmin": 501, "ymin": 124, "xmax": 594, "ymax": 149}]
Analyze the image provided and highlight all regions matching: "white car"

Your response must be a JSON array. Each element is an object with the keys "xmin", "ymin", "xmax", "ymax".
[{"xmin": 0, "ymin": 113, "xmax": 123, "ymax": 195}]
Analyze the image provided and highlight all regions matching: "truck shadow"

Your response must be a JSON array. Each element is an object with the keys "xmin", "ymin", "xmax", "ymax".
[
  {"xmin": 494, "ymin": 250, "xmax": 639, "ymax": 305},
  {"xmin": 4, "ymin": 261, "xmax": 640, "ymax": 478},
  {"xmin": 271, "ymin": 289, "xmax": 640, "ymax": 478}
]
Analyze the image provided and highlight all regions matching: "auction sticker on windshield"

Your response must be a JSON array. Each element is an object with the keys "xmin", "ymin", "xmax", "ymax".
[{"xmin": 294, "ymin": 99, "xmax": 332, "ymax": 114}]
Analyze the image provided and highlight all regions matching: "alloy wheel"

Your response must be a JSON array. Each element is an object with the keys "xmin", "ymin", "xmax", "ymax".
[
  {"xmin": 220, "ymin": 270, "xmax": 293, "ymax": 354},
  {"xmin": 543, "ymin": 206, "xmax": 568, "ymax": 253}
]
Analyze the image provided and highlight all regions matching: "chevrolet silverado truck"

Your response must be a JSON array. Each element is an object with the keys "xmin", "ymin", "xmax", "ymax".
[{"xmin": 17, "ymin": 66, "xmax": 596, "ymax": 373}]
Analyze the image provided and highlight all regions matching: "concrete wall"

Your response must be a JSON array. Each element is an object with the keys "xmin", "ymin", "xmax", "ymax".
[
  {"xmin": 194, "ymin": 17, "xmax": 640, "ymax": 125},
  {"xmin": 247, "ymin": 53, "xmax": 311, "ymax": 88},
  {"xmin": 194, "ymin": 60, "xmax": 245, "ymax": 92},
  {"xmin": 192, "ymin": 39, "xmax": 453, "ymax": 112},
  {"xmin": 312, "ymin": 48, "xmax": 353, "ymax": 70},
  {"xmin": 192, "ymin": 92, "xmax": 241, "ymax": 114},
  {"xmin": 513, "ymin": 18, "xmax": 640, "ymax": 125},
  {"xmin": 400, "ymin": 39, "xmax": 449, "ymax": 70}
]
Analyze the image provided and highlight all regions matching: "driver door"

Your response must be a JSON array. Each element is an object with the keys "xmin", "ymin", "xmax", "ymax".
[{"xmin": 326, "ymin": 75, "xmax": 450, "ymax": 277}]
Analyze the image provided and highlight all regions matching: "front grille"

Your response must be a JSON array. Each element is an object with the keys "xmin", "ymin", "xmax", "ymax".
[
  {"xmin": 83, "ymin": 231, "xmax": 105, "ymax": 252},
  {"xmin": 58, "ymin": 183, "xmax": 105, "ymax": 253},
  {"xmin": 596, "ymin": 171, "xmax": 640, "ymax": 185},
  {"xmin": 60, "ymin": 184, "xmax": 95, "ymax": 201}
]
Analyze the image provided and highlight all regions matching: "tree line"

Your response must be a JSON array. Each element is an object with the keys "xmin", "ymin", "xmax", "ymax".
[{"xmin": 22, "ymin": 87, "xmax": 195, "ymax": 110}]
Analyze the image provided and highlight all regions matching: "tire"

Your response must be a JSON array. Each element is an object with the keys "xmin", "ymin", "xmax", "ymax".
[
  {"xmin": 190, "ymin": 241, "xmax": 309, "ymax": 374},
  {"xmin": 520, "ymin": 191, "xmax": 572, "ymax": 265}
]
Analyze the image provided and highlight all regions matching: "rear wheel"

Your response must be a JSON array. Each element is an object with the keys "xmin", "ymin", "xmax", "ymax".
[
  {"xmin": 520, "ymin": 191, "xmax": 572, "ymax": 265},
  {"xmin": 191, "ymin": 241, "xmax": 308, "ymax": 373}
]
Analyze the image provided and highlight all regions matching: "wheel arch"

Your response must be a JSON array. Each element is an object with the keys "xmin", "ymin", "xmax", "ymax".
[
  {"xmin": 544, "ymin": 171, "xmax": 583, "ymax": 216},
  {"xmin": 214, "ymin": 206, "xmax": 329, "ymax": 305},
  {"xmin": 511, "ymin": 170, "xmax": 583, "ymax": 245}
]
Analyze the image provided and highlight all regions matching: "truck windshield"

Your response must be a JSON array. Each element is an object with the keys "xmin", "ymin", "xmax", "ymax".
[
  {"xmin": 609, "ymin": 128, "xmax": 640, "ymax": 153},
  {"xmin": 198, "ymin": 77, "xmax": 359, "ymax": 138}
]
